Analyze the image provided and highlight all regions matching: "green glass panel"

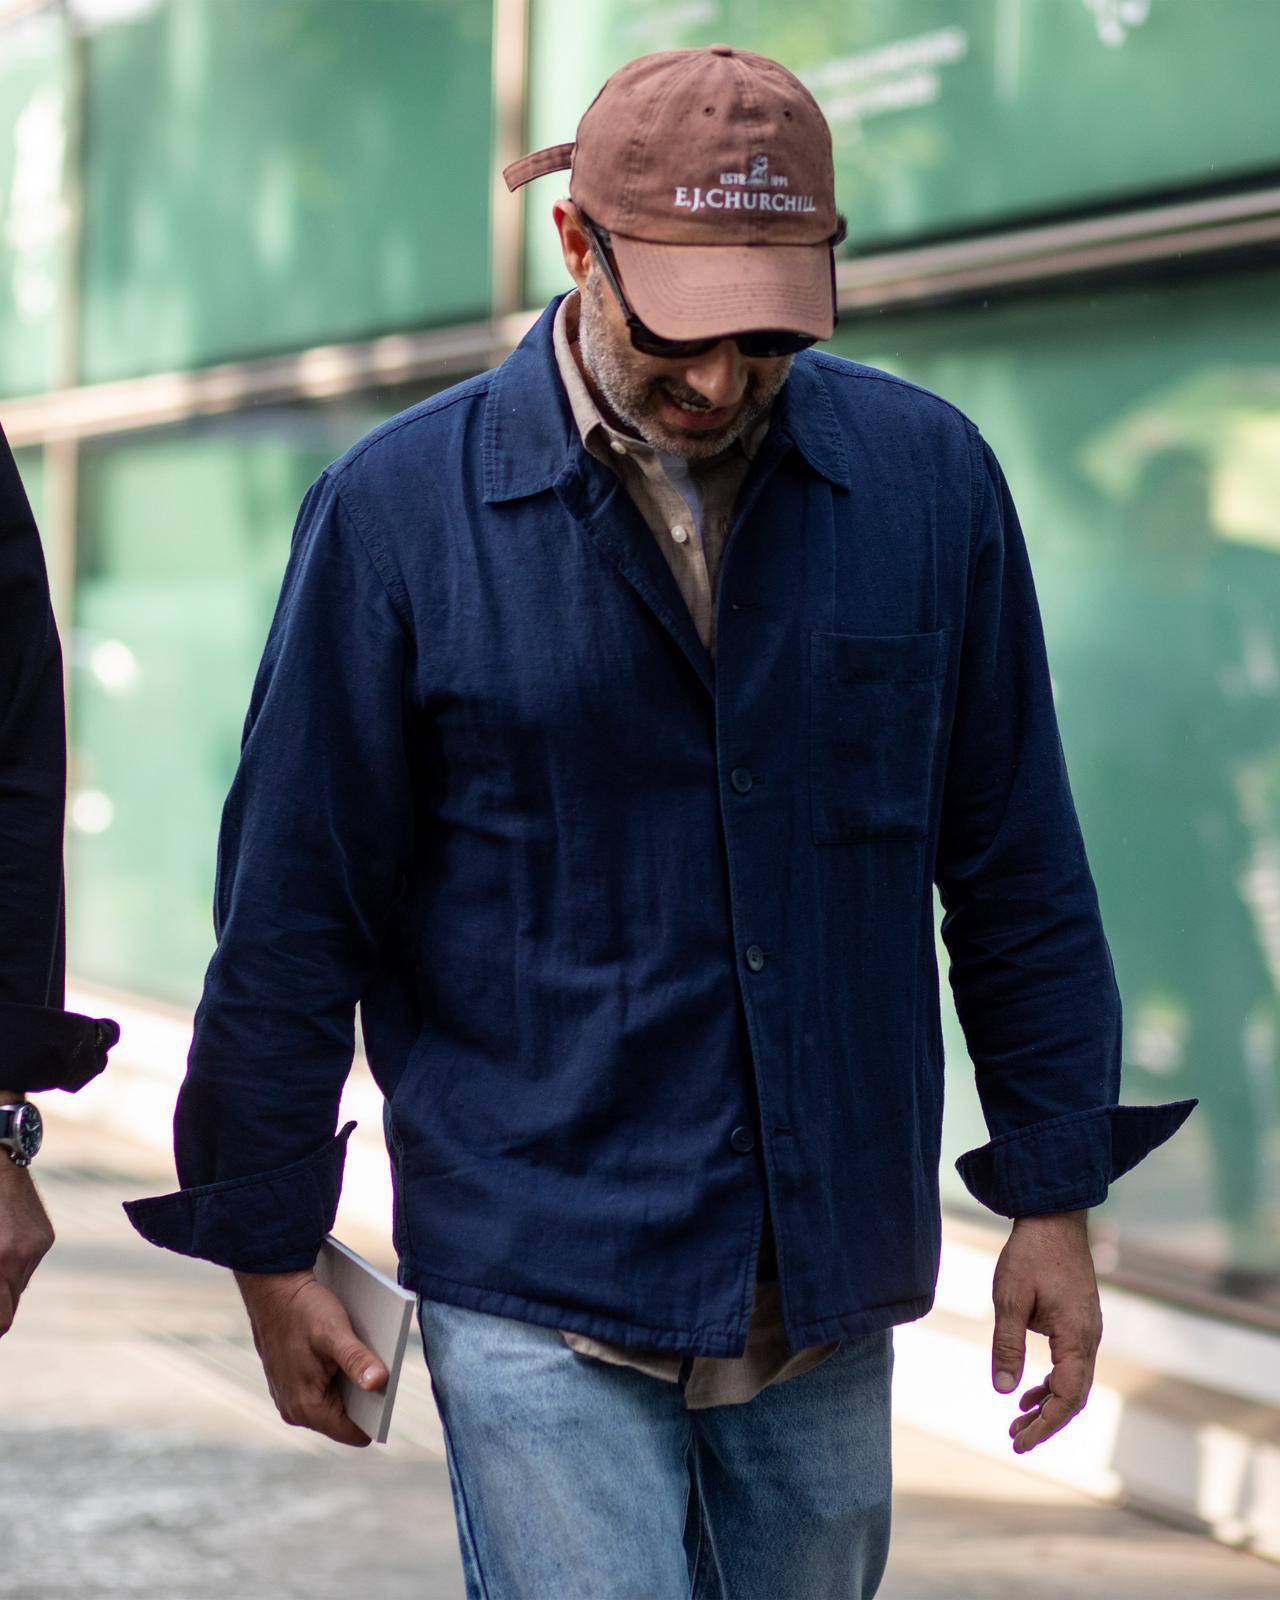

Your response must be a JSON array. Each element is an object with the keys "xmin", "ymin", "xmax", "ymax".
[
  {"xmin": 81, "ymin": 0, "xmax": 492, "ymax": 382},
  {"xmin": 0, "ymin": 9, "xmax": 69, "ymax": 396},
  {"xmin": 523, "ymin": 0, "xmax": 1280, "ymax": 301},
  {"xmin": 13, "ymin": 445, "xmax": 46, "ymax": 530},
  {"xmin": 66, "ymin": 387, "xmax": 432, "ymax": 1006},
  {"xmin": 834, "ymin": 266, "xmax": 1280, "ymax": 1302}
]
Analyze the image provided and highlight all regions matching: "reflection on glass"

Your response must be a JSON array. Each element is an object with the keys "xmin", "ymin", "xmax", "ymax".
[
  {"xmin": 0, "ymin": 7, "xmax": 69, "ymax": 397},
  {"xmin": 79, "ymin": 0, "xmax": 493, "ymax": 382},
  {"xmin": 12, "ymin": 446, "xmax": 45, "ymax": 529},
  {"xmin": 848, "ymin": 268, "xmax": 1280, "ymax": 1306},
  {"xmin": 1057, "ymin": 444, "xmax": 1279, "ymax": 1294}
]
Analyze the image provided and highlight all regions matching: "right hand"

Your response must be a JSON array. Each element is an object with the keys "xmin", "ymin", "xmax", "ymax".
[
  {"xmin": 0, "ymin": 1157, "xmax": 55, "ymax": 1337},
  {"xmin": 234, "ymin": 1267, "xmax": 388, "ymax": 1447}
]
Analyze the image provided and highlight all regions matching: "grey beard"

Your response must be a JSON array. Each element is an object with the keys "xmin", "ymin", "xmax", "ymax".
[{"xmin": 576, "ymin": 277, "xmax": 792, "ymax": 461}]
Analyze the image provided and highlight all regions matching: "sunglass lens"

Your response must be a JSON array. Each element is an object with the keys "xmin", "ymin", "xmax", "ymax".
[
  {"xmin": 631, "ymin": 328, "xmax": 816, "ymax": 359},
  {"xmin": 631, "ymin": 330, "xmax": 719, "ymax": 359},
  {"xmin": 735, "ymin": 331, "xmax": 816, "ymax": 357}
]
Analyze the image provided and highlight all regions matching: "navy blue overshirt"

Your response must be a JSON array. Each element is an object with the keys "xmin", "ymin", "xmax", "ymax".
[{"xmin": 126, "ymin": 299, "xmax": 1193, "ymax": 1357}]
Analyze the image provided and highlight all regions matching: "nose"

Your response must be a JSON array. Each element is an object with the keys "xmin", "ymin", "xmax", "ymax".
[{"xmin": 681, "ymin": 341, "xmax": 748, "ymax": 410}]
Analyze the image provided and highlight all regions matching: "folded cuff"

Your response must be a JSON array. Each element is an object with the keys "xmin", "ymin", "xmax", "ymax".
[
  {"xmin": 0, "ymin": 1003, "xmax": 119, "ymax": 1093},
  {"xmin": 123, "ymin": 1121, "xmax": 356, "ymax": 1272},
  {"xmin": 955, "ymin": 1099, "xmax": 1198, "ymax": 1218}
]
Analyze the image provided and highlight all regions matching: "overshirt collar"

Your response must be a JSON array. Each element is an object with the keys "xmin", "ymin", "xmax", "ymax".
[
  {"xmin": 772, "ymin": 351, "xmax": 851, "ymax": 489},
  {"xmin": 483, "ymin": 293, "xmax": 850, "ymax": 504},
  {"xmin": 482, "ymin": 297, "xmax": 577, "ymax": 505}
]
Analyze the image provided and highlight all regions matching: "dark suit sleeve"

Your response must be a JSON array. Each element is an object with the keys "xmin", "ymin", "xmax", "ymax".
[
  {"xmin": 0, "ymin": 423, "xmax": 117, "ymax": 1092},
  {"xmin": 934, "ymin": 432, "xmax": 1195, "ymax": 1217}
]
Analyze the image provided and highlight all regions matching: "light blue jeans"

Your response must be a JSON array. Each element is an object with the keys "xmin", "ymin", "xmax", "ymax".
[{"xmin": 419, "ymin": 1298, "xmax": 893, "ymax": 1600}]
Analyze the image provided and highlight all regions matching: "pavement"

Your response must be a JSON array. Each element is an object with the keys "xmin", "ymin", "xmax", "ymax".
[{"xmin": 5, "ymin": 1109, "xmax": 1278, "ymax": 1600}]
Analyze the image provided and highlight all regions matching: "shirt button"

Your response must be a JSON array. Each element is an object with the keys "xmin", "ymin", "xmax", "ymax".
[
  {"xmin": 745, "ymin": 945, "xmax": 765, "ymax": 973},
  {"xmin": 609, "ymin": 439, "xmax": 628, "ymax": 456},
  {"xmin": 671, "ymin": 525, "xmax": 689, "ymax": 544},
  {"xmin": 730, "ymin": 767, "xmax": 753, "ymax": 793},
  {"xmin": 730, "ymin": 1125, "xmax": 755, "ymax": 1154}
]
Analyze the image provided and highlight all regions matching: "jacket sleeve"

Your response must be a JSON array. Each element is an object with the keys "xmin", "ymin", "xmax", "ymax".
[
  {"xmin": 0, "ymin": 423, "xmax": 118, "ymax": 1093},
  {"xmin": 934, "ymin": 431, "xmax": 1195, "ymax": 1219},
  {"xmin": 124, "ymin": 470, "xmax": 415, "ymax": 1271}
]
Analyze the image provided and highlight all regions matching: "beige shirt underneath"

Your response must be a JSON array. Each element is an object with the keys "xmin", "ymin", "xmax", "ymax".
[{"xmin": 550, "ymin": 290, "xmax": 839, "ymax": 1407}]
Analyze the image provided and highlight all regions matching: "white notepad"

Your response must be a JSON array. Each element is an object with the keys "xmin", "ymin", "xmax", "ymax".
[{"xmin": 313, "ymin": 1235, "xmax": 418, "ymax": 1444}]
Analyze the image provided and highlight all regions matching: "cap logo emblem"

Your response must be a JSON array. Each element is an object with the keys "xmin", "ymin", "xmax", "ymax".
[{"xmin": 748, "ymin": 154, "xmax": 769, "ymax": 186}]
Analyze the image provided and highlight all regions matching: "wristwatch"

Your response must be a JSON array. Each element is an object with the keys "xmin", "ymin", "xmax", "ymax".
[{"xmin": 0, "ymin": 1102, "xmax": 43, "ymax": 1167}]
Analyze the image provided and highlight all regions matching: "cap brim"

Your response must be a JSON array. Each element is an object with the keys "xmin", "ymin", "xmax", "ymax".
[{"xmin": 610, "ymin": 237, "xmax": 834, "ymax": 342}]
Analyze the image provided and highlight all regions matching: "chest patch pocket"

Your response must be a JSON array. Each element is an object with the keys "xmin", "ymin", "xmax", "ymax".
[{"xmin": 809, "ymin": 628, "xmax": 950, "ymax": 845}]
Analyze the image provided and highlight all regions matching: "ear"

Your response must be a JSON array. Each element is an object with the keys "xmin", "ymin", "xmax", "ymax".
[{"xmin": 553, "ymin": 200, "xmax": 592, "ymax": 291}]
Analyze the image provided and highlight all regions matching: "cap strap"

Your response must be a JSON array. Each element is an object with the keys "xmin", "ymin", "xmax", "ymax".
[{"xmin": 503, "ymin": 143, "xmax": 575, "ymax": 192}]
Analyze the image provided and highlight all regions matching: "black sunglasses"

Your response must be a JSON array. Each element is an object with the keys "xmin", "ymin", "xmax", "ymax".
[{"xmin": 579, "ymin": 211, "xmax": 838, "ymax": 361}]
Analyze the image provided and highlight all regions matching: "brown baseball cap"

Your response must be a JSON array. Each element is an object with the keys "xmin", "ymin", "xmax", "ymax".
[{"xmin": 504, "ymin": 45, "xmax": 837, "ymax": 343}]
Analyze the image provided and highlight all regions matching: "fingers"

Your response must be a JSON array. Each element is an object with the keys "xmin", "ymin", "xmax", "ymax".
[
  {"xmin": 991, "ymin": 1297, "xmax": 1029, "ymax": 1395},
  {"xmin": 1009, "ymin": 1354, "xmax": 1091, "ymax": 1453},
  {"xmin": 320, "ymin": 1327, "xmax": 388, "ymax": 1394},
  {"xmin": 1011, "ymin": 1393, "xmax": 1076, "ymax": 1453},
  {"xmin": 1018, "ymin": 1377, "xmax": 1051, "ymax": 1412},
  {"xmin": 296, "ymin": 1380, "xmax": 374, "ymax": 1448},
  {"xmin": 1007, "ymin": 1373, "xmax": 1051, "ymax": 1442},
  {"xmin": 275, "ymin": 1365, "xmax": 374, "ymax": 1447}
]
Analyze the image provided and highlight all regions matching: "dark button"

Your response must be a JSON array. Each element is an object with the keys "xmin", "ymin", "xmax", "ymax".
[
  {"xmin": 730, "ymin": 767, "xmax": 753, "ymax": 794},
  {"xmin": 730, "ymin": 1125, "xmax": 755, "ymax": 1154},
  {"xmin": 745, "ymin": 944, "xmax": 765, "ymax": 972},
  {"xmin": 709, "ymin": 43, "xmax": 734, "ymax": 56}
]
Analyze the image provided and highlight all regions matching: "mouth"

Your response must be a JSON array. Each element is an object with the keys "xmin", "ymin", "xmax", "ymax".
[{"xmin": 655, "ymin": 390, "xmax": 739, "ymax": 433}]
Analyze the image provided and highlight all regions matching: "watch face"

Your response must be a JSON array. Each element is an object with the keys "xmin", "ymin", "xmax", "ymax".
[{"xmin": 13, "ymin": 1104, "xmax": 42, "ymax": 1161}]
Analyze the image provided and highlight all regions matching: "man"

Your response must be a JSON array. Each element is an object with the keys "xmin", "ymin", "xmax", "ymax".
[
  {"xmin": 127, "ymin": 46, "xmax": 1194, "ymax": 1599},
  {"xmin": 0, "ymin": 421, "xmax": 119, "ymax": 1337}
]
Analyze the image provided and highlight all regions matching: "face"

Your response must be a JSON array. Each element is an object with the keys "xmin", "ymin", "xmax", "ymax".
[{"xmin": 558, "ymin": 204, "xmax": 795, "ymax": 461}]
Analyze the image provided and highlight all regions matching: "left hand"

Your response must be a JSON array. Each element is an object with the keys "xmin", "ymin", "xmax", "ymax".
[{"xmin": 990, "ymin": 1209, "xmax": 1102, "ymax": 1454}]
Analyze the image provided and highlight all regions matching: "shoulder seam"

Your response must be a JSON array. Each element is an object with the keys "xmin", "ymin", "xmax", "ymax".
[
  {"xmin": 323, "ymin": 470, "xmax": 413, "ymax": 633},
  {"xmin": 335, "ymin": 378, "xmax": 494, "ymax": 475},
  {"xmin": 807, "ymin": 353, "xmax": 980, "ymax": 434}
]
